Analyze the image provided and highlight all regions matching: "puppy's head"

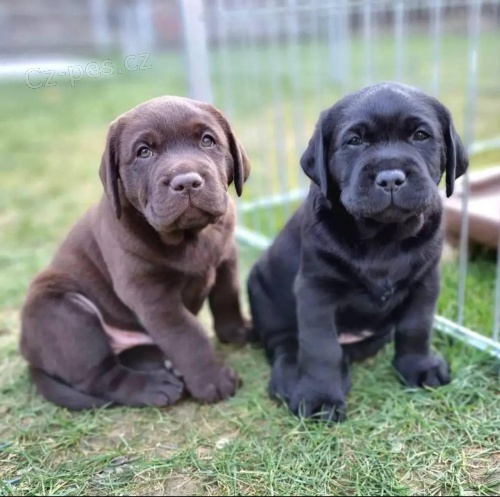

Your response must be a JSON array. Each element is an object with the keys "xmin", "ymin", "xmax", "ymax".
[
  {"xmin": 301, "ymin": 82, "xmax": 468, "ymax": 223},
  {"xmin": 99, "ymin": 96, "xmax": 250, "ymax": 231}
]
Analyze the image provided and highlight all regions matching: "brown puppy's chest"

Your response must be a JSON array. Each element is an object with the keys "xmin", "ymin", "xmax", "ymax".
[
  {"xmin": 176, "ymin": 230, "xmax": 225, "ymax": 313},
  {"xmin": 181, "ymin": 267, "xmax": 217, "ymax": 315}
]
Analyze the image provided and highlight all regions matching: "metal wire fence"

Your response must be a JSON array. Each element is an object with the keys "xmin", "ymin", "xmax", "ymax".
[{"xmin": 181, "ymin": 0, "xmax": 500, "ymax": 358}]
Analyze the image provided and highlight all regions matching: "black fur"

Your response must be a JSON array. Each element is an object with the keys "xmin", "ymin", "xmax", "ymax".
[{"xmin": 247, "ymin": 82, "xmax": 468, "ymax": 422}]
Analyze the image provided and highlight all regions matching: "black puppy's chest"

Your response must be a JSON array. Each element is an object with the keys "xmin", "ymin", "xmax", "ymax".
[{"xmin": 337, "ymin": 247, "xmax": 413, "ymax": 318}]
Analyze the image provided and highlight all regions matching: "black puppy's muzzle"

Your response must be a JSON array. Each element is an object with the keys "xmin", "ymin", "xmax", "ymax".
[
  {"xmin": 375, "ymin": 169, "xmax": 407, "ymax": 194},
  {"xmin": 342, "ymin": 154, "xmax": 436, "ymax": 222}
]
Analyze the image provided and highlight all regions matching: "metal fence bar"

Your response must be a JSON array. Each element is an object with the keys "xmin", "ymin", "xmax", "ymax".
[
  {"xmin": 235, "ymin": 226, "xmax": 272, "ymax": 250},
  {"xmin": 470, "ymin": 137, "xmax": 500, "ymax": 154},
  {"xmin": 90, "ymin": 0, "xmax": 111, "ymax": 50},
  {"xmin": 394, "ymin": 0, "xmax": 405, "ymax": 82},
  {"xmin": 266, "ymin": 0, "xmax": 292, "ymax": 221},
  {"xmin": 311, "ymin": 0, "xmax": 324, "ymax": 111},
  {"xmin": 431, "ymin": 0, "xmax": 442, "ymax": 96},
  {"xmin": 239, "ymin": 188, "xmax": 309, "ymax": 212},
  {"xmin": 240, "ymin": 0, "xmax": 263, "ymax": 237},
  {"xmin": 328, "ymin": 0, "xmax": 350, "ymax": 91},
  {"xmin": 434, "ymin": 315, "xmax": 500, "ymax": 359},
  {"xmin": 457, "ymin": 0, "xmax": 482, "ymax": 328},
  {"xmin": 180, "ymin": 0, "xmax": 213, "ymax": 103},
  {"xmin": 493, "ymin": 236, "xmax": 500, "ymax": 342},
  {"xmin": 286, "ymin": 0, "xmax": 307, "ymax": 190},
  {"xmin": 136, "ymin": 0, "xmax": 154, "ymax": 53},
  {"xmin": 363, "ymin": 0, "xmax": 373, "ymax": 85}
]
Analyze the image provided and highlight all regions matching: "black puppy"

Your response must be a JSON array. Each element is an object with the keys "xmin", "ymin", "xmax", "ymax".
[{"xmin": 247, "ymin": 82, "xmax": 468, "ymax": 422}]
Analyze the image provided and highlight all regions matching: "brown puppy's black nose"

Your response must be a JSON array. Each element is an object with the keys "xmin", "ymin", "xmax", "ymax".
[
  {"xmin": 170, "ymin": 172, "xmax": 204, "ymax": 192},
  {"xmin": 375, "ymin": 169, "xmax": 406, "ymax": 192}
]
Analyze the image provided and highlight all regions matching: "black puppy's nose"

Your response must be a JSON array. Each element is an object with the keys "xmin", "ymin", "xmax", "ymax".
[
  {"xmin": 170, "ymin": 172, "xmax": 204, "ymax": 192},
  {"xmin": 375, "ymin": 169, "xmax": 406, "ymax": 192}
]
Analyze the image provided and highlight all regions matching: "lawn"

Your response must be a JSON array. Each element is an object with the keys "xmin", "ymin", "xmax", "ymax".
[{"xmin": 1, "ymin": 32, "xmax": 500, "ymax": 495}]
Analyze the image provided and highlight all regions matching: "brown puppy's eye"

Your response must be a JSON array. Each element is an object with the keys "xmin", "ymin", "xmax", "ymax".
[
  {"xmin": 137, "ymin": 146, "xmax": 152, "ymax": 158},
  {"xmin": 347, "ymin": 137, "xmax": 362, "ymax": 146},
  {"xmin": 201, "ymin": 134, "xmax": 215, "ymax": 147},
  {"xmin": 413, "ymin": 130, "xmax": 430, "ymax": 141}
]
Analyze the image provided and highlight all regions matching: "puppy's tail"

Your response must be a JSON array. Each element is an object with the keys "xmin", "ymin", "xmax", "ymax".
[{"xmin": 29, "ymin": 367, "xmax": 111, "ymax": 411}]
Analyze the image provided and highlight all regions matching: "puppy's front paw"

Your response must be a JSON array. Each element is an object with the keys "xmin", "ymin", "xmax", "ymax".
[
  {"xmin": 289, "ymin": 378, "xmax": 347, "ymax": 423},
  {"xmin": 394, "ymin": 353, "xmax": 450, "ymax": 388},
  {"xmin": 185, "ymin": 365, "xmax": 240, "ymax": 403},
  {"xmin": 215, "ymin": 318, "xmax": 254, "ymax": 346}
]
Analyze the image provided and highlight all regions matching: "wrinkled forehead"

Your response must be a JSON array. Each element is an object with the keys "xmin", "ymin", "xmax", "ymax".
[
  {"xmin": 341, "ymin": 87, "xmax": 437, "ymax": 130},
  {"xmin": 118, "ymin": 98, "xmax": 226, "ymax": 144}
]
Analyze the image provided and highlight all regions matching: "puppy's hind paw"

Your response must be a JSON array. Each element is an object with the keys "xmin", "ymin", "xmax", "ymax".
[{"xmin": 120, "ymin": 369, "xmax": 185, "ymax": 408}]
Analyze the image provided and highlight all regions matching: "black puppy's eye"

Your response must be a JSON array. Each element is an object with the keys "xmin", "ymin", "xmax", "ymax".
[
  {"xmin": 413, "ymin": 130, "xmax": 430, "ymax": 141},
  {"xmin": 137, "ymin": 146, "xmax": 152, "ymax": 158},
  {"xmin": 347, "ymin": 137, "xmax": 363, "ymax": 146},
  {"xmin": 201, "ymin": 134, "xmax": 215, "ymax": 147}
]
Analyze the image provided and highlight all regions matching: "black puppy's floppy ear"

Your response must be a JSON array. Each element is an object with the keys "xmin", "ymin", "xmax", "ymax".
[
  {"xmin": 300, "ymin": 112, "xmax": 329, "ymax": 197},
  {"xmin": 99, "ymin": 119, "xmax": 122, "ymax": 218},
  {"xmin": 440, "ymin": 107, "xmax": 469, "ymax": 198},
  {"xmin": 227, "ymin": 130, "xmax": 251, "ymax": 197}
]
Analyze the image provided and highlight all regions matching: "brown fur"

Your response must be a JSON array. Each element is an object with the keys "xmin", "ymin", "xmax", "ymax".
[{"xmin": 20, "ymin": 96, "xmax": 252, "ymax": 410}]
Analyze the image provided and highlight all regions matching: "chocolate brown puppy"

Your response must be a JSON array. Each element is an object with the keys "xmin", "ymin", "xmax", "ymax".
[{"xmin": 20, "ymin": 96, "xmax": 251, "ymax": 410}]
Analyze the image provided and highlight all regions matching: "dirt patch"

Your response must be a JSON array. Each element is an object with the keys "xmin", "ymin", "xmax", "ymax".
[
  {"xmin": 463, "ymin": 448, "xmax": 500, "ymax": 487},
  {"xmin": 131, "ymin": 471, "xmax": 204, "ymax": 496}
]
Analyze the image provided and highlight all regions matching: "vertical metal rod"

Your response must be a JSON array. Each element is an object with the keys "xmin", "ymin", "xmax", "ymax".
[
  {"xmin": 363, "ymin": 0, "xmax": 373, "ymax": 86},
  {"xmin": 327, "ymin": 0, "xmax": 344, "ymax": 83},
  {"xmin": 215, "ymin": 0, "xmax": 233, "ymax": 118},
  {"xmin": 311, "ymin": 0, "xmax": 323, "ymax": 110},
  {"xmin": 493, "ymin": 230, "xmax": 500, "ymax": 341},
  {"xmin": 340, "ymin": 0, "xmax": 350, "ymax": 94},
  {"xmin": 493, "ymin": 0, "xmax": 500, "ymax": 342},
  {"xmin": 121, "ymin": 4, "xmax": 137, "ymax": 56},
  {"xmin": 136, "ymin": 0, "xmax": 154, "ymax": 53},
  {"xmin": 431, "ymin": 0, "xmax": 442, "ymax": 97},
  {"xmin": 90, "ymin": 0, "xmax": 111, "ymax": 51},
  {"xmin": 179, "ymin": 0, "xmax": 213, "ymax": 103},
  {"xmin": 286, "ymin": 0, "xmax": 306, "ymax": 191},
  {"xmin": 241, "ymin": 0, "xmax": 263, "ymax": 236},
  {"xmin": 267, "ymin": 0, "xmax": 291, "ymax": 226},
  {"xmin": 457, "ymin": 0, "xmax": 482, "ymax": 328},
  {"xmin": 328, "ymin": 0, "xmax": 349, "ymax": 89},
  {"xmin": 249, "ymin": 5, "xmax": 278, "ymax": 238},
  {"xmin": 394, "ymin": 0, "xmax": 405, "ymax": 82}
]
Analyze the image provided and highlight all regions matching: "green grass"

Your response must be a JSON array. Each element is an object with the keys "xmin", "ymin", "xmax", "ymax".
[{"xmin": 1, "ymin": 33, "xmax": 500, "ymax": 495}]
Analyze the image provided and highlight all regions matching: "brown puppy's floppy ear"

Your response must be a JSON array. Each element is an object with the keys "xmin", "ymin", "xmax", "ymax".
[
  {"xmin": 207, "ymin": 104, "xmax": 251, "ymax": 197},
  {"xmin": 300, "ymin": 111, "xmax": 329, "ymax": 197},
  {"xmin": 436, "ymin": 104, "xmax": 469, "ymax": 198},
  {"xmin": 227, "ymin": 130, "xmax": 251, "ymax": 197},
  {"xmin": 99, "ymin": 119, "xmax": 122, "ymax": 218}
]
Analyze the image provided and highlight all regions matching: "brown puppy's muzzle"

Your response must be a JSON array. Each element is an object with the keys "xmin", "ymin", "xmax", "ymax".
[
  {"xmin": 169, "ymin": 172, "xmax": 205, "ymax": 194},
  {"xmin": 148, "ymin": 161, "xmax": 228, "ymax": 232}
]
